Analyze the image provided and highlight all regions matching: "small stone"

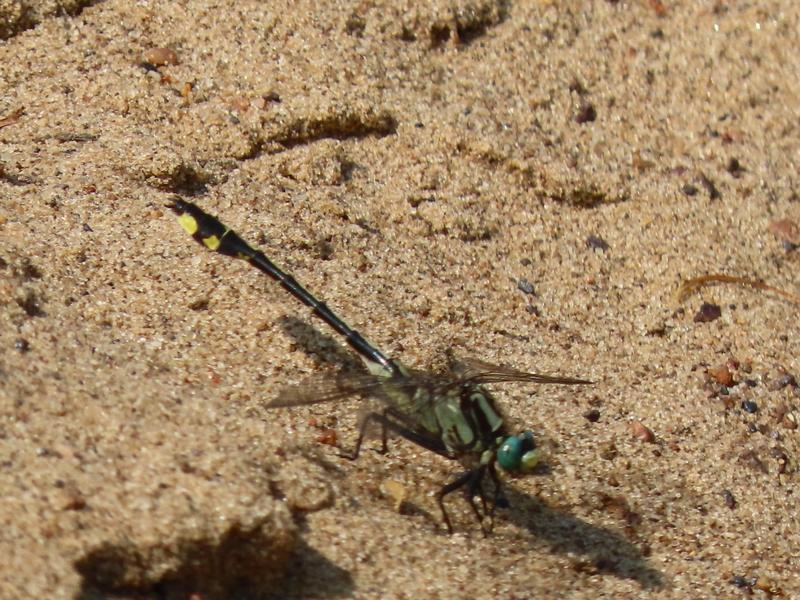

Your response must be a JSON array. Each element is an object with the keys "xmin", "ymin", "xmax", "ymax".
[
  {"xmin": 771, "ymin": 448, "xmax": 789, "ymax": 475},
  {"xmin": 143, "ymin": 47, "xmax": 179, "ymax": 67},
  {"xmin": 729, "ymin": 575, "xmax": 755, "ymax": 589},
  {"xmin": 721, "ymin": 489, "xmax": 736, "ymax": 509},
  {"xmin": 693, "ymin": 302, "xmax": 721, "ymax": 323},
  {"xmin": 768, "ymin": 218, "xmax": 799, "ymax": 245},
  {"xmin": 316, "ymin": 429, "xmax": 337, "ymax": 446},
  {"xmin": 583, "ymin": 409, "xmax": 601, "ymax": 423},
  {"xmin": 726, "ymin": 157, "xmax": 745, "ymax": 178},
  {"xmin": 707, "ymin": 364, "xmax": 734, "ymax": 386},
  {"xmin": 629, "ymin": 421, "xmax": 655, "ymax": 443},
  {"xmin": 381, "ymin": 479, "xmax": 407, "ymax": 513},
  {"xmin": 741, "ymin": 400, "xmax": 758, "ymax": 413},
  {"xmin": 753, "ymin": 577, "xmax": 781, "ymax": 595},
  {"xmin": 681, "ymin": 183, "xmax": 698, "ymax": 196},
  {"xmin": 575, "ymin": 103, "xmax": 597, "ymax": 124},
  {"xmin": 517, "ymin": 278, "xmax": 535, "ymax": 294},
  {"xmin": 14, "ymin": 338, "xmax": 30, "ymax": 353}
]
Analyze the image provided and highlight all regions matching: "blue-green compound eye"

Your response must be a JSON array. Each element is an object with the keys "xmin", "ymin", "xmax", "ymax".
[{"xmin": 497, "ymin": 431, "xmax": 537, "ymax": 471}]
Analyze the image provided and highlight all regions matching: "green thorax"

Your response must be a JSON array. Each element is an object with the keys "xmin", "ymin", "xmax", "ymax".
[{"xmin": 366, "ymin": 359, "xmax": 507, "ymax": 458}]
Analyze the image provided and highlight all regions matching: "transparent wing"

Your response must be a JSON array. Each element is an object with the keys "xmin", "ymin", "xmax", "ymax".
[
  {"xmin": 267, "ymin": 370, "xmax": 386, "ymax": 408},
  {"xmin": 449, "ymin": 356, "xmax": 593, "ymax": 387}
]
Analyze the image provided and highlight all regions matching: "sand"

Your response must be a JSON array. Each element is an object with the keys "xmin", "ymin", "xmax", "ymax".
[{"xmin": 1, "ymin": 0, "xmax": 798, "ymax": 597}]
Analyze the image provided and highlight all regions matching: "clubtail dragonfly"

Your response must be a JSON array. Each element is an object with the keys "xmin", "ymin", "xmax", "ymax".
[{"xmin": 169, "ymin": 197, "xmax": 591, "ymax": 533}]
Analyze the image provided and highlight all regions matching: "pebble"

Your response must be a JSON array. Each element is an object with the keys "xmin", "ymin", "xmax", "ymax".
[
  {"xmin": 143, "ymin": 47, "xmax": 179, "ymax": 67},
  {"xmin": 781, "ymin": 410, "xmax": 798, "ymax": 430},
  {"xmin": 768, "ymin": 218, "xmax": 799, "ymax": 245},
  {"xmin": 575, "ymin": 103, "xmax": 597, "ymax": 124},
  {"xmin": 753, "ymin": 577, "xmax": 781, "ymax": 595},
  {"xmin": 629, "ymin": 421, "xmax": 655, "ymax": 443},
  {"xmin": 726, "ymin": 157, "xmax": 745, "ymax": 178},
  {"xmin": 729, "ymin": 575, "xmax": 755, "ymax": 589},
  {"xmin": 741, "ymin": 400, "xmax": 758, "ymax": 413},
  {"xmin": 583, "ymin": 409, "xmax": 601, "ymax": 423},
  {"xmin": 517, "ymin": 278, "xmax": 535, "ymax": 294},
  {"xmin": 693, "ymin": 302, "xmax": 721, "ymax": 323},
  {"xmin": 316, "ymin": 429, "xmax": 338, "ymax": 446},
  {"xmin": 707, "ymin": 364, "xmax": 734, "ymax": 386},
  {"xmin": 381, "ymin": 480, "xmax": 407, "ymax": 513},
  {"xmin": 721, "ymin": 489, "xmax": 736, "ymax": 509}
]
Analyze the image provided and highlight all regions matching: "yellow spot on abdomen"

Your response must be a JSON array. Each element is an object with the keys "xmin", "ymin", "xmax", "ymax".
[
  {"xmin": 203, "ymin": 235, "xmax": 221, "ymax": 251},
  {"xmin": 177, "ymin": 213, "xmax": 199, "ymax": 235}
]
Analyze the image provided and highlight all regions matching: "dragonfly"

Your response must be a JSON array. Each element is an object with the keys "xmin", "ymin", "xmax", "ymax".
[{"xmin": 168, "ymin": 197, "xmax": 592, "ymax": 533}]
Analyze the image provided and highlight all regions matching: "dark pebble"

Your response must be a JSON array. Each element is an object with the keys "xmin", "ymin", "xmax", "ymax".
[
  {"xmin": 693, "ymin": 302, "xmax": 721, "ymax": 323},
  {"xmin": 741, "ymin": 400, "xmax": 758, "ymax": 413},
  {"xmin": 575, "ymin": 103, "xmax": 597, "ymax": 124},
  {"xmin": 726, "ymin": 157, "xmax": 745, "ymax": 178},
  {"xmin": 586, "ymin": 234, "xmax": 610, "ymax": 251},
  {"xmin": 782, "ymin": 240, "xmax": 799, "ymax": 252},
  {"xmin": 721, "ymin": 489, "xmax": 737, "ymax": 509},
  {"xmin": 517, "ymin": 278, "xmax": 535, "ymax": 295},
  {"xmin": 729, "ymin": 575, "xmax": 755, "ymax": 589},
  {"xmin": 681, "ymin": 183, "xmax": 698, "ymax": 196},
  {"xmin": 583, "ymin": 409, "xmax": 601, "ymax": 423},
  {"xmin": 14, "ymin": 338, "xmax": 30, "ymax": 352}
]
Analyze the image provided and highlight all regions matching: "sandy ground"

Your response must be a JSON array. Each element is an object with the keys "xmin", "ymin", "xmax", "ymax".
[{"xmin": 1, "ymin": 0, "xmax": 799, "ymax": 598}]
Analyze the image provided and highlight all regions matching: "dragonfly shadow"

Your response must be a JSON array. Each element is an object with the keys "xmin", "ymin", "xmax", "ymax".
[
  {"xmin": 278, "ymin": 316, "xmax": 363, "ymax": 372},
  {"xmin": 263, "ymin": 538, "xmax": 354, "ymax": 599},
  {"xmin": 501, "ymin": 484, "xmax": 665, "ymax": 590}
]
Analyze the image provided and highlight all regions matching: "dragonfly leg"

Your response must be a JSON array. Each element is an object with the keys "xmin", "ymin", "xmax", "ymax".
[
  {"xmin": 464, "ymin": 466, "xmax": 490, "ymax": 535},
  {"xmin": 380, "ymin": 420, "xmax": 388, "ymax": 454},
  {"xmin": 437, "ymin": 467, "xmax": 489, "ymax": 534},
  {"xmin": 339, "ymin": 410, "xmax": 390, "ymax": 460},
  {"xmin": 485, "ymin": 461, "xmax": 506, "ymax": 533},
  {"xmin": 436, "ymin": 470, "xmax": 473, "ymax": 534}
]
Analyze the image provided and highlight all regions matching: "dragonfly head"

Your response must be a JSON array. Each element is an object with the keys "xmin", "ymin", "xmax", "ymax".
[{"xmin": 496, "ymin": 430, "xmax": 542, "ymax": 474}]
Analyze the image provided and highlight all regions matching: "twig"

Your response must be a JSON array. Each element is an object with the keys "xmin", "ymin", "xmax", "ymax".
[
  {"xmin": 675, "ymin": 274, "xmax": 800, "ymax": 305},
  {"xmin": 0, "ymin": 107, "xmax": 24, "ymax": 129}
]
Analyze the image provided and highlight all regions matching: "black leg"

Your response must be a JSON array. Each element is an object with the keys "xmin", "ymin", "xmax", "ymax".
[
  {"xmin": 436, "ymin": 470, "xmax": 474, "ymax": 534},
  {"xmin": 339, "ymin": 411, "xmax": 383, "ymax": 460}
]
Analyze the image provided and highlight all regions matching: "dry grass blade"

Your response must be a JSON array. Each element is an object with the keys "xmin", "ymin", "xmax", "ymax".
[
  {"xmin": 0, "ymin": 107, "xmax": 24, "ymax": 129},
  {"xmin": 675, "ymin": 274, "xmax": 800, "ymax": 306}
]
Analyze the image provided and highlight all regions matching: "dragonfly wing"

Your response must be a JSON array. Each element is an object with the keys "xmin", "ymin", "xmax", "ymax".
[
  {"xmin": 451, "ymin": 356, "xmax": 593, "ymax": 386},
  {"xmin": 267, "ymin": 370, "xmax": 389, "ymax": 408}
]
